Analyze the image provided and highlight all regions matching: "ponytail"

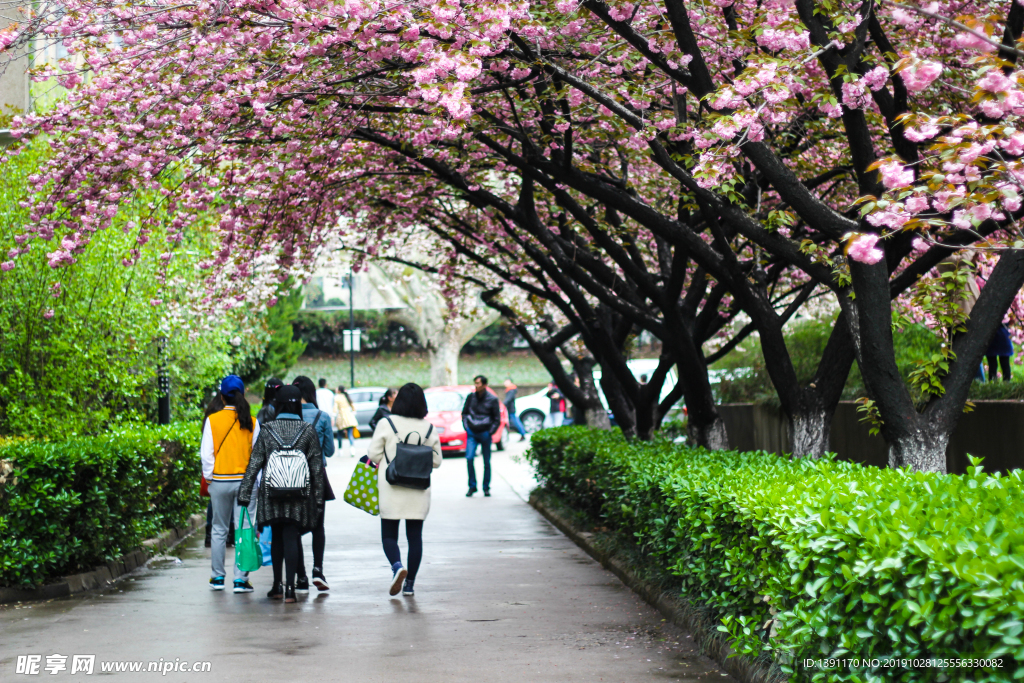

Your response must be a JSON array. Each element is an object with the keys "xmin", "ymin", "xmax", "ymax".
[{"xmin": 222, "ymin": 390, "xmax": 254, "ymax": 432}]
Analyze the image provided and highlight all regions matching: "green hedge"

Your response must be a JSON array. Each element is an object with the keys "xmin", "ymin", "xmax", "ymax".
[
  {"xmin": 0, "ymin": 423, "xmax": 202, "ymax": 588},
  {"xmin": 528, "ymin": 428, "xmax": 1024, "ymax": 682}
]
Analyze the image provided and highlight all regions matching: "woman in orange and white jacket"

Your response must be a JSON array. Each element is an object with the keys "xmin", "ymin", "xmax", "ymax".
[{"xmin": 201, "ymin": 375, "xmax": 261, "ymax": 594}]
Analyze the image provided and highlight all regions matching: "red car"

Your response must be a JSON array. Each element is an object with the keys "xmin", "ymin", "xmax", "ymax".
[{"xmin": 424, "ymin": 385, "xmax": 510, "ymax": 454}]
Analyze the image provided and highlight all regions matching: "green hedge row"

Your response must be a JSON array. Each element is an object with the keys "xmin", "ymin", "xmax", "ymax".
[
  {"xmin": 528, "ymin": 428, "xmax": 1024, "ymax": 682},
  {"xmin": 0, "ymin": 424, "xmax": 202, "ymax": 588}
]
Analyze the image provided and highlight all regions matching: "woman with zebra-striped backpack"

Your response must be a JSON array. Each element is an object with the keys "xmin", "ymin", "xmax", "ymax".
[{"xmin": 238, "ymin": 385, "xmax": 325, "ymax": 603}]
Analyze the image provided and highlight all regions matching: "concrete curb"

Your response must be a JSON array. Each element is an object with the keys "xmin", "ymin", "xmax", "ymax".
[
  {"xmin": 0, "ymin": 512, "xmax": 206, "ymax": 604},
  {"xmin": 529, "ymin": 490, "xmax": 773, "ymax": 683}
]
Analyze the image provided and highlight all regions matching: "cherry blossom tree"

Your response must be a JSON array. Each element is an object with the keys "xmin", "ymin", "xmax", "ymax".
[{"xmin": 5, "ymin": 0, "xmax": 1024, "ymax": 469}]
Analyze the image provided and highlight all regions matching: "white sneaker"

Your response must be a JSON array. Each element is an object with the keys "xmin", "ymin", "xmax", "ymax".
[{"xmin": 389, "ymin": 567, "xmax": 408, "ymax": 596}]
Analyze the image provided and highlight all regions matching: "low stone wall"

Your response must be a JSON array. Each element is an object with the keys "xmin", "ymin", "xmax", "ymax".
[
  {"xmin": 717, "ymin": 401, "xmax": 1024, "ymax": 473},
  {"xmin": 0, "ymin": 513, "xmax": 205, "ymax": 604}
]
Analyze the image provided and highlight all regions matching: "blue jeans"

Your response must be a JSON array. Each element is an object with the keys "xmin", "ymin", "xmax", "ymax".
[
  {"xmin": 509, "ymin": 412, "xmax": 526, "ymax": 436},
  {"xmin": 465, "ymin": 429, "xmax": 492, "ymax": 492}
]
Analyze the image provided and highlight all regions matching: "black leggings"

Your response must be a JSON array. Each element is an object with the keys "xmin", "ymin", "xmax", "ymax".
[
  {"xmin": 988, "ymin": 355, "xmax": 1012, "ymax": 382},
  {"xmin": 296, "ymin": 511, "xmax": 326, "ymax": 575},
  {"xmin": 270, "ymin": 523, "xmax": 301, "ymax": 587},
  {"xmin": 381, "ymin": 519, "xmax": 423, "ymax": 581}
]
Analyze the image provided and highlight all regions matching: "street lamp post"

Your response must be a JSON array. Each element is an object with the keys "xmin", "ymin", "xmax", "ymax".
[
  {"xmin": 348, "ymin": 272, "xmax": 355, "ymax": 389},
  {"xmin": 157, "ymin": 336, "xmax": 170, "ymax": 425}
]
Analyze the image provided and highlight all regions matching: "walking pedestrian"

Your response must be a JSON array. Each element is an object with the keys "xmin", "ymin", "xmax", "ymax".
[
  {"xmin": 503, "ymin": 378, "xmax": 527, "ymax": 441},
  {"xmin": 202, "ymin": 391, "xmax": 225, "ymax": 549},
  {"xmin": 201, "ymin": 375, "xmax": 260, "ymax": 594},
  {"xmin": 316, "ymin": 378, "xmax": 336, "ymax": 419},
  {"xmin": 238, "ymin": 385, "xmax": 325, "ymax": 603},
  {"xmin": 334, "ymin": 386, "xmax": 358, "ymax": 453},
  {"xmin": 462, "ymin": 375, "xmax": 500, "ymax": 498},
  {"xmin": 986, "ymin": 323, "xmax": 1015, "ymax": 381},
  {"xmin": 256, "ymin": 377, "xmax": 283, "ymax": 425},
  {"xmin": 368, "ymin": 388, "xmax": 397, "ymax": 433},
  {"xmin": 292, "ymin": 376, "xmax": 336, "ymax": 592},
  {"xmin": 544, "ymin": 383, "xmax": 564, "ymax": 428},
  {"xmin": 367, "ymin": 383, "xmax": 442, "ymax": 597}
]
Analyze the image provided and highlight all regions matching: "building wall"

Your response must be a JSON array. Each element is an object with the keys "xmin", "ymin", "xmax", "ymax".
[{"xmin": 0, "ymin": 17, "xmax": 29, "ymax": 117}]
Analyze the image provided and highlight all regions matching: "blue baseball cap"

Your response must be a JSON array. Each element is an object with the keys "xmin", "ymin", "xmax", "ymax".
[{"xmin": 220, "ymin": 375, "xmax": 245, "ymax": 395}]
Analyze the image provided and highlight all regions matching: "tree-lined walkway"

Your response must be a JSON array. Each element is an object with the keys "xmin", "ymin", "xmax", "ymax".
[{"xmin": 1, "ymin": 442, "xmax": 732, "ymax": 682}]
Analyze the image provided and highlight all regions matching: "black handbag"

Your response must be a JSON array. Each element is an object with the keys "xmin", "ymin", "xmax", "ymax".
[{"xmin": 383, "ymin": 417, "xmax": 434, "ymax": 490}]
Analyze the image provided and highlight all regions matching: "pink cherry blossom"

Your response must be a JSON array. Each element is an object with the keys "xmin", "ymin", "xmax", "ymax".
[{"xmin": 847, "ymin": 233, "xmax": 884, "ymax": 265}]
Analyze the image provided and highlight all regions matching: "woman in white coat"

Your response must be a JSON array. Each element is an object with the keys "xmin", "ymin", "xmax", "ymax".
[{"xmin": 368, "ymin": 383, "xmax": 442, "ymax": 597}]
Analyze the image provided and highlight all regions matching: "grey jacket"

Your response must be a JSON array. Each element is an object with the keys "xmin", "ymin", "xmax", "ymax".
[{"xmin": 238, "ymin": 415, "xmax": 325, "ymax": 531}]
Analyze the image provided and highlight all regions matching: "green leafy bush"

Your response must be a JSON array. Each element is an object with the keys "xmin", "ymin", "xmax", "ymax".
[
  {"xmin": 528, "ymin": 428, "xmax": 1023, "ymax": 682},
  {"xmin": 0, "ymin": 423, "xmax": 202, "ymax": 588}
]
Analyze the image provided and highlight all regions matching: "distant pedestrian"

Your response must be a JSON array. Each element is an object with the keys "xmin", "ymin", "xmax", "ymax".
[
  {"xmin": 238, "ymin": 385, "xmax": 325, "ymax": 603},
  {"xmin": 462, "ymin": 375, "xmax": 500, "ymax": 498},
  {"xmin": 201, "ymin": 375, "xmax": 260, "ymax": 594},
  {"xmin": 316, "ymin": 378, "xmax": 336, "ymax": 429},
  {"xmin": 368, "ymin": 388, "xmax": 397, "ymax": 433},
  {"xmin": 544, "ymin": 383, "xmax": 564, "ymax": 428},
  {"xmin": 292, "ymin": 376, "xmax": 336, "ymax": 592},
  {"xmin": 334, "ymin": 386, "xmax": 358, "ymax": 452},
  {"xmin": 639, "ymin": 374, "xmax": 649, "ymax": 387},
  {"xmin": 503, "ymin": 378, "xmax": 527, "ymax": 441},
  {"xmin": 256, "ymin": 377, "xmax": 283, "ymax": 425},
  {"xmin": 986, "ymin": 323, "xmax": 1014, "ymax": 382},
  {"xmin": 367, "ymin": 383, "xmax": 442, "ymax": 597}
]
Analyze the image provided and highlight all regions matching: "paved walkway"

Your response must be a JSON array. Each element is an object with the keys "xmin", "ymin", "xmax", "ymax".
[{"xmin": 2, "ymin": 439, "xmax": 734, "ymax": 682}]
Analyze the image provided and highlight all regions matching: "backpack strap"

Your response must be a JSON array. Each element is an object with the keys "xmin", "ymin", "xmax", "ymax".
[
  {"xmin": 266, "ymin": 421, "xmax": 306, "ymax": 450},
  {"xmin": 385, "ymin": 416, "xmax": 399, "ymax": 434},
  {"xmin": 402, "ymin": 424, "xmax": 434, "ymax": 445}
]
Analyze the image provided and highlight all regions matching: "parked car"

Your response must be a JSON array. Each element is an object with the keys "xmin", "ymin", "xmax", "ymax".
[
  {"xmin": 424, "ymin": 385, "xmax": 510, "ymax": 455},
  {"xmin": 347, "ymin": 386, "xmax": 392, "ymax": 433},
  {"xmin": 514, "ymin": 359, "xmax": 680, "ymax": 433}
]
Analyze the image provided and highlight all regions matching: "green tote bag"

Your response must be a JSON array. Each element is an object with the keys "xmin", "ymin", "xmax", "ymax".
[
  {"xmin": 343, "ymin": 461, "xmax": 380, "ymax": 516},
  {"xmin": 234, "ymin": 507, "xmax": 262, "ymax": 573}
]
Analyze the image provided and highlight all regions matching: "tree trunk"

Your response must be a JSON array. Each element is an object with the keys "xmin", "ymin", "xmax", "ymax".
[
  {"xmin": 427, "ymin": 330, "xmax": 461, "ymax": 387},
  {"xmin": 788, "ymin": 408, "xmax": 830, "ymax": 458},
  {"xmin": 600, "ymin": 371, "xmax": 636, "ymax": 438},
  {"xmin": 888, "ymin": 428, "xmax": 949, "ymax": 472},
  {"xmin": 688, "ymin": 417, "xmax": 729, "ymax": 450},
  {"xmin": 584, "ymin": 405, "xmax": 611, "ymax": 430}
]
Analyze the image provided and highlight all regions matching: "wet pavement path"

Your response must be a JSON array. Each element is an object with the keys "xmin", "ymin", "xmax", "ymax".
[{"xmin": 1, "ymin": 439, "xmax": 734, "ymax": 683}]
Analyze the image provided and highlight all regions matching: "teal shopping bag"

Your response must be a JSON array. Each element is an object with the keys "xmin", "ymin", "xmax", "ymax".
[{"xmin": 235, "ymin": 507, "xmax": 262, "ymax": 573}]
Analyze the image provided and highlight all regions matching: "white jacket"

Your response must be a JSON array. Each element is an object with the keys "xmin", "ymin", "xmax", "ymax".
[{"xmin": 367, "ymin": 415, "xmax": 442, "ymax": 520}]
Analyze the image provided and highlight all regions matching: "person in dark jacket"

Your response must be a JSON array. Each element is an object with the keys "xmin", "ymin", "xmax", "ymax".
[
  {"xmin": 238, "ymin": 385, "xmax": 324, "ymax": 603},
  {"xmin": 986, "ymin": 323, "xmax": 1014, "ymax": 381},
  {"xmin": 368, "ymin": 388, "xmax": 397, "ymax": 433},
  {"xmin": 255, "ymin": 377, "xmax": 283, "ymax": 425},
  {"xmin": 462, "ymin": 375, "xmax": 501, "ymax": 497},
  {"xmin": 291, "ymin": 375, "xmax": 335, "ymax": 592}
]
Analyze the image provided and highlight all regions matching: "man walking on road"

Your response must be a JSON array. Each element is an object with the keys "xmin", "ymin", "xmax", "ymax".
[
  {"xmin": 503, "ymin": 378, "xmax": 527, "ymax": 441},
  {"xmin": 462, "ymin": 375, "xmax": 501, "ymax": 498}
]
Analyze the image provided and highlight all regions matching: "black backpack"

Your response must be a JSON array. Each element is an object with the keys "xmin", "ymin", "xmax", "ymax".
[{"xmin": 383, "ymin": 417, "xmax": 434, "ymax": 490}]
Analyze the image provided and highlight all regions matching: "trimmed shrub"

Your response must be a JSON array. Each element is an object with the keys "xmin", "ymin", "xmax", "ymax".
[
  {"xmin": 528, "ymin": 428, "xmax": 1023, "ymax": 682},
  {"xmin": 0, "ymin": 423, "xmax": 202, "ymax": 588}
]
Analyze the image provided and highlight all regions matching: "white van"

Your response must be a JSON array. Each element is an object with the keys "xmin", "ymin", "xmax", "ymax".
[{"xmin": 514, "ymin": 359, "xmax": 680, "ymax": 433}]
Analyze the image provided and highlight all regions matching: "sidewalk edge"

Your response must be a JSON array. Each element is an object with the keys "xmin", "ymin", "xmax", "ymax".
[
  {"xmin": 0, "ymin": 512, "xmax": 206, "ymax": 604},
  {"xmin": 529, "ymin": 489, "xmax": 772, "ymax": 683}
]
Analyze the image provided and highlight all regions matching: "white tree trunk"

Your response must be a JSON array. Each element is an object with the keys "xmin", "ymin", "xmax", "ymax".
[
  {"xmin": 889, "ymin": 430, "xmax": 949, "ymax": 472},
  {"xmin": 429, "ymin": 330, "xmax": 462, "ymax": 387},
  {"xmin": 689, "ymin": 417, "xmax": 730, "ymax": 450},
  {"xmin": 789, "ymin": 409, "xmax": 829, "ymax": 458},
  {"xmin": 367, "ymin": 265, "xmax": 499, "ymax": 386}
]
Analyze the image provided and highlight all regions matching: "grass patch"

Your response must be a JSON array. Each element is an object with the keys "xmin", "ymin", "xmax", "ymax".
[{"xmin": 286, "ymin": 351, "xmax": 554, "ymax": 388}]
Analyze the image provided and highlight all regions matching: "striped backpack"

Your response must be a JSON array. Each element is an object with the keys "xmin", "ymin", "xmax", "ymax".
[{"xmin": 264, "ymin": 424, "xmax": 311, "ymax": 500}]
